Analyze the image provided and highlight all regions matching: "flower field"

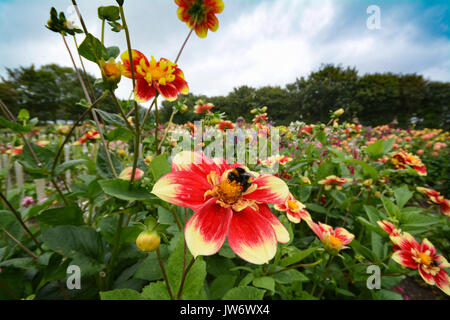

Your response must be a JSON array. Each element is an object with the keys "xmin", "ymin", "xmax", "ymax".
[{"xmin": 0, "ymin": 0, "xmax": 449, "ymax": 301}]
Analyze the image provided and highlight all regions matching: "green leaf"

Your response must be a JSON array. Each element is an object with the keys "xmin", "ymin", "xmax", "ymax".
[
  {"xmin": 141, "ymin": 281, "xmax": 171, "ymax": 300},
  {"xmin": 252, "ymin": 277, "xmax": 275, "ymax": 293},
  {"xmin": 96, "ymin": 147, "xmax": 124, "ymax": 179},
  {"xmin": 134, "ymin": 251, "xmax": 164, "ymax": 281},
  {"xmin": 0, "ymin": 116, "xmax": 36, "ymax": 133},
  {"xmin": 106, "ymin": 46, "xmax": 120, "ymax": 59},
  {"xmin": 222, "ymin": 286, "xmax": 266, "ymax": 300},
  {"xmin": 37, "ymin": 206, "xmax": 84, "ymax": 226},
  {"xmin": 393, "ymin": 185, "xmax": 413, "ymax": 209},
  {"xmin": 166, "ymin": 237, "xmax": 206, "ymax": 299},
  {"xmin": 99, "ymin": 179, "xmax": 153, "ymax": 201},
  {"xmin": 381, "ymin": 196, "xmax": 401, "ymax": 219},
  {"xmin": 41, "ymin": 226, "xmax": 104, "ymax": 276},
  {"xmin": 100, "ymin": 289, "xmax": 145, "ymax": 300},
  {"xmin": 305, "ymin": 203, "xmax": 327, "ymax": 214},
  {"xmin": 95, "ymin": 108, "xmax": 127, "ymax": 127},
  {"xmin": 0, "ymin": 210, "xmax": 16, "ymax": 228},
  {"xmin": 54, "ymin": 159, "xmax": 88, "ymax": 176},
  {"xmin": 18, "ymin": 143, "xmax": 56, "ymax": 174},
  {"xmin": 272, "ymin": 269, "xmax": 309, "ymax": 284},
  {"xmin": 372, "ymin": 289, "xmax": 403, "ymax": 300},
  {"xmin": 366, "ymin": 140, "xmax": 384, "ymax": 160},
  {"xmin": 209, "ymin": 275, "xmax": 237, "ymax": 300},
  {"xmin": 149, "ymin": 155, "xmax": 171, "ymax": 181},
  {"xmin": 280, "ymin": 247, "xmax": 318, "ymax": 267},
  {"xmin": 17, "ymin": 109, "xmax": 30, "ymax": 122},
  {"xmin": 349, "ymin": 159, "xmax": 378, "ymax": 180},
  {"xmin": 105, "ymin": 127, "xmax": 132, "ymax": 142},
  {"xmin": 78, "ymin": 33, "xmax": 108, "ymax": 63},
  {"xmin": 98, "ymin": 6, "xmax": 120, "ymax": 21}
]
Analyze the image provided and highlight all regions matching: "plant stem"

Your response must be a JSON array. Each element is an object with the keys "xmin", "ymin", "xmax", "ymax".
[
  {"xmin": 341, "ymin": 189, "xmax": 363, "ymax": 227},
  {"xmin": 119, "ymin": 5, "xmax": 141, "ymax": 185},
  {"xmin": 176, "ymin": 257, "xmax": 195, "ymax": 300},
  {"xmin": 154, "ymin": 98, "xmax": 160, "ymax": 154},
  {"xmin": 110, "ymin": 91, "xmax": 135, "ymax": 133},
  {"xmin": 106, "ymin": 213, "xmax": 124, "ymax": 288},
  {"xmin": 158, "ymin": 109, "xmax": 176, "ymax": 151},
  {"xmin": 317, "ymin": 256, "xmax": 334, "ymax": 299},
  {"xmin": 268, "ymin": 259, "xmax": 323, "ymax": 276},
  {"xmin": 101, "ymin": 19, "xmax": 105, "ymax": 45},
  {"xmin": 2, "ymin": 228, "xmax": 38, "ymax": 261},
  {"xmin": 174, "ymin": 23, "xmax": 196, "ymax": 63},
  {"xmin": 156, "ymin": 248, "xmax": 174, "ymax": 300},
  {"xmin": 73, "ymin": 35, "xmax": 96, "ymax": 100}
]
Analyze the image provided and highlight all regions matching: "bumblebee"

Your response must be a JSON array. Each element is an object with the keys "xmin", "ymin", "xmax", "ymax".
[{"xmin": 228, "ymin": 167, "xmax": 253, "ymax": 192}]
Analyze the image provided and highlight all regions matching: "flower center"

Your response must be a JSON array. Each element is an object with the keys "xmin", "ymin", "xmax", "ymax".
[
  {"xmin": 187, "ymin": 0, "xmax": 206, "ymax": 22},
  {"xmin": 418, "ymin": 252, "xmax": 432, "ymax": 266},
  {"xmin": 216, "ymin": 179, "xmax": 243, "ymax": 205},
  {"xmin": 329, "ymin": 235, "xmax": 342, "ymax": 247},
  {"xmin": 287, "ymin": 200, "xmax": 299, "ymax": 211},
  {"xmin": 139, "ymin": 57, "xmax": 176, "ymax": 85}
]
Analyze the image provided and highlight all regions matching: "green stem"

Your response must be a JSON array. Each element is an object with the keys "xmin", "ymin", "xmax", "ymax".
[
  {"xmin": 176, "ymin": 257, "xmax": 195, "ymax": 300},
  {"xmin": 101, "ymin": 19, "xmax": 105, "ymax": 45},
  {"xmin": 154, "ymin": 98, "xmax": 160, "ymax": 154},
  {"xmin": 119, "ymin": 5, "xmax": 140, "ymax": 185},
  {"xmin": 317, "ymin": 256, "xmax": 334, "ymax": 299},
  {"xmin": 106, "ymin": 213, "xmax": 125, "ymax": 288},
  {"xmin": 156, "ymin": 248, "xmax": 174, "ymax": 300},
  {"xmin": 158, "ymin": 109, "xmax": 176, "ymax": 151}
]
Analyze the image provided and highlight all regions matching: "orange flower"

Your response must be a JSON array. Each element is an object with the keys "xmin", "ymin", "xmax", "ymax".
[
  {"xmin": 121, "ymin": 50, "xmax": 188, "ymax": 102},
  {"xmin": 175, "ymin": 0, "xmax": 225, "ymax": 38}
]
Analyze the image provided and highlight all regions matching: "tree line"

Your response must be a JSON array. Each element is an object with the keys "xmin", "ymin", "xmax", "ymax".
[{"xmin": 1, "ymin": 64, "xmax": 448, "ymax": 129}]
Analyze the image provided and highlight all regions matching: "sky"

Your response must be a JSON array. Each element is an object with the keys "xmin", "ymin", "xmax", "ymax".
[{"xmin": 0, "ymin": 0, "xmax": 449, "ymax": 100}]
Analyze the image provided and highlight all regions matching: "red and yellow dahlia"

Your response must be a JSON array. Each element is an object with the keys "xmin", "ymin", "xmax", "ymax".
[
  {"xmin": 390, "ymin": 151, "xmax": 427, "ymax": 176},
  {"xmin": 121, "ymin": 50, "xmax": 188, "ymax": 102},
  {"xmin": 274, "ymin": 193, "xmax": 311, "ymax": 224},
  {"xmin": 391, "ymin": 232, "xmax": 450, "ymax": 296},
  {"xmin": 194, "ymin": 100, "xmax": 214, "ymax": 114},
  {"xmin": 73, "ymin": 130, "xmax": 100, "ymax": 146},
  {"xmin": 218, "ymin": 120, "xmax": 234, "ymax": 131},
  {"xmin": 417, "ymin": 187, "xmax": 450, "ymax": 216},
  {"xmin": 318, "ymin": 175, "xmax": 352, "ymax": 191},
  {"xmin": 306, "ymin": 220, "xmax": 354, "ymax": 254},
  {"xmin": 152, "ymin": 151, "xmax": 290, "ymax": 264},
  {"xmin": 175, "ymin": 0, "xmax": 224, "ymax": 38}
]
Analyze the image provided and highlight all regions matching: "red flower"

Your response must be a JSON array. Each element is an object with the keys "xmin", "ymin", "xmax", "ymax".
[
  {"xmin": 274, "ymin": 193, "xmax": 311, "ymax": 224},
  {"xmin": 391, "ymin": 232, "xmax": 450, "ymax": 296},
  {"xmin": 306, "ymin": 220, "xmax": 354, "ymax": 254},
  {"xmin": 194, "ymin": 100, "xmax": 214, "ymax": 114},
  {"xmin": 152, "ymin": 151, "xmax": 290, "ymax": 264},
  {"xmin": 318, "ymin": 175, "xmax": 352, "ymax": 191},
  {"xmin": 218, "ymin": 120, "xmax": 234, "ymax": 131},
  {"xmin": 417, "ymin": 187, "xmax": 450, "ymax": 217},
  {"xmin": 390, "ymin": 151, "xmax": 427, "ymax": 176},
  {"xmin": 121, "ymin": 50, "xmax": 188, "ymax": 102},
  {"xmin": 175, "ymin": 0, "xmax": 224, "ymax": 38}
]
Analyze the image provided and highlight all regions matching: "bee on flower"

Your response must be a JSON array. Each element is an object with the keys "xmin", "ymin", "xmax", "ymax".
[
  {"xmin": 318, "ymin": 175, "xmax": 352, "ymax": 191},
  {"xmin": 151, "ymin": 151, "xmax": 290, "ymax": 264}
]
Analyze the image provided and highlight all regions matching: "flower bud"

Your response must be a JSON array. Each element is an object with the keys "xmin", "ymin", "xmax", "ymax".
[
  {"xmin": 301, "ymin": 176, "xmax": 311, "ymax": 184},
  {"xmin": 100, "ymin": 58, "xmax": 122, "ymax": 87},
  {"xmin": 333, "ymin": 108, "xmax": 344, "ymax": 117},
  {"xmin": 261, "ymin": 106, "xmax": 268, "ymax": 112},
  {"xmin": 119, "ymin": 167, "xmax": 144, "ymax": 181},
  {"xmin": 136, "ymin": 230, "xmax": 160, "ymax": 252}
]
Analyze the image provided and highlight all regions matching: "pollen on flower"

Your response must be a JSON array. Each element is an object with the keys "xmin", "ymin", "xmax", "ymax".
[
  {"xmin": 142, "ymin": 57, "xmax": 176, "ymax": 85},
  {"xmin": 287, "ymin": 200, "xmax": 300, "ymax": 211},
  {"xmin": 418, "ymin": 252, "xmax": 432, "ymax": 266},
  {"xmin": 216, "ymin": 179, "xmax": 243, "ymax": 205},
  {"xmin": 329, "ymin": 235, "xmax": 343, "ymax": 247}
]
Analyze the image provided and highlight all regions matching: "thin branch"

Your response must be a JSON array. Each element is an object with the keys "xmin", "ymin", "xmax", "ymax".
[
  {"xmin": 176, "ymin": 257, "xmax": 195, "ymax": 300},
  {"xmin": 156, "ymin": 248, "xmax": 174, "ymax": 300},
  {"xmin": 2, "ymin": 228, "xmax": 38, "ymax": 260}
]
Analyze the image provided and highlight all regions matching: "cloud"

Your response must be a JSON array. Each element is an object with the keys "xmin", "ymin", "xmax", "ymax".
[{"xmin": 0, "ymin": 0, "xmax": 449, "ymax": 101}]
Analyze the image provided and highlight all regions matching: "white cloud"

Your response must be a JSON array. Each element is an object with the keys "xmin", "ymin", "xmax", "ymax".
[{"xmin": 0, "ymin": 0, "xmax": 449, "ymax": 101}]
